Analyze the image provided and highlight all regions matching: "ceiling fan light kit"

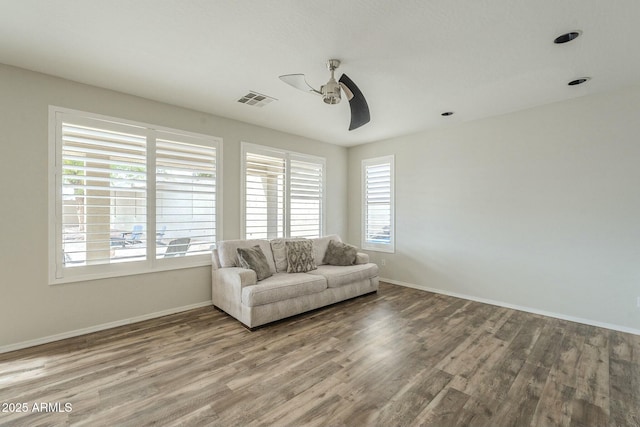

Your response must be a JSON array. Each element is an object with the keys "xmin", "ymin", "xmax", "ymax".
[{"xmin": 279, "ymin": 59, "xmax": 371, "ymax": 131}]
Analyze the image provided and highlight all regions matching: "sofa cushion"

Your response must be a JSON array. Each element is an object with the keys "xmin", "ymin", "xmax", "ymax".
[
  {"xmin": 308, "ymin": 263, "xmax": 379, "ymax": 288},
  {"xmin": 311, "ymin": 234, "xmax": 342, "ymax": 266},
  {"xmin": 286, "ymin": 240, "xmax": 317, "ymax": 273},
  {"xmin": 323, "ymin": 240, "xmax": 357, "ymax": 266},
  {"xmin": 217, "ymin": 239, "xmax": 276, "ymax": 273},
  {"xmin": 237, "ymin": 246, "xmax": 273, "ymax": 281},
  {"xmin": 241, "ymin": 273, "xmax": 327, "ymax": 307}
]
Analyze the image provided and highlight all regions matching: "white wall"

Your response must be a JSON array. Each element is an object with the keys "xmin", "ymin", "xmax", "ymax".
[
  {"xmin": 3, "ymin": 60, "xmax": 638, "ymax": 350},
  {"xmin": 348, "ymin": 85, "xmax": 640, "ymax": 332},
  {"xmin": 0, "ymin": 64, "xmax": 348, "ymax": 349}
]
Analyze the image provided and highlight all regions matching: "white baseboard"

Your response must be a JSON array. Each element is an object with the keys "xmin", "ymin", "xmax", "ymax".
[
  {"xmin": 4, "ymin": 280, "xmax": 637, "ymax": 354},
  {"xmin": 0, "ymin": 301, "xmax": 213, "ymax": 354},
  {"xmin": 381, "ymin": 277, "xmax": 640, "ymax": 336}
]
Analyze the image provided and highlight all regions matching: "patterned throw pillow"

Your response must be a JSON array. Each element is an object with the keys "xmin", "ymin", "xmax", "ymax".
[
  {"xmin": 271, "ymin": 238, "xmax": 306, "ymax": 272},
  {"xmin": 285, "ymin": 240, "xmax": 317, "ymax": 273},
  {"xmin": 323, "ymin": 239, "xmax": 357, "ymax": 266},
  {"xmin": 237, "ymin": 245, "xmax": 273, "ymax": 281}
]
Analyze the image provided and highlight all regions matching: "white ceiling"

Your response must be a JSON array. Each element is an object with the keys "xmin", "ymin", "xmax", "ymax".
[{"xmin": 1, "ymin": 0, "xmax": 639, "ymax": 146}]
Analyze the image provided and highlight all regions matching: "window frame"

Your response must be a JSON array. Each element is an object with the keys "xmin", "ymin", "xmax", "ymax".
[
  {"xmin": 241, "ymin": 142, "xmax": 326, "ymax": 240},
  {"xmin": 48, "ymin": 106, "xmax": 223, "ymax": 285},
  {"xmin": 362, "ymin": 155, "xmax": 395, "ymax": 253}
]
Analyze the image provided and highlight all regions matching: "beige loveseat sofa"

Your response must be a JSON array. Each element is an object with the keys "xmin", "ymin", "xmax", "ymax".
[{"xmin": 211, "ymin": 235, "xmax": 379, "ymax": 329}]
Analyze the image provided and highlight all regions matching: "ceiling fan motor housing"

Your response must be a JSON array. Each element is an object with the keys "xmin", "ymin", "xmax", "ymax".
[
  {"xmin": 322, "ymin": 59, "xmax": 342, "ymax": 104},
  {"xmin": 322, "ymin": 79, "xmax": 341, "ymax": 104}
]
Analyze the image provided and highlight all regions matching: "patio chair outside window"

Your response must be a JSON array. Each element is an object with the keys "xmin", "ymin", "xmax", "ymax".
[
  {"xmin": 164, "ymin": 238, "xmax": 191, "ymax": 258},
  {"xmin": 123, "ymin": 225, "xmax": 143, "ymax": 245}
]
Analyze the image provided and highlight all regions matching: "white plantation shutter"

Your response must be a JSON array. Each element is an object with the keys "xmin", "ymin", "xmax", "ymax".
[
  {"xmin": 156, "ymin": 135, "xmax": 217, "ymax": 258},
  {"xmin": 61, "ymin": 120, "xmax": 147, "ymax": 267},
  {"xmin": 289, "ymin": 157, "xmax": 323, "ymax": 238},
  {"xmin": 242, "ymin": 143, "xmax": 325, "ymax": 240},
  {"xmin": 244, "ymin": 151, "xmax": 285, "ymax": 239},
  {"xmin": 362, "ymin": 156, "xmax": 395, "ymax": 252},
  {"xmin": 51, "ymin": 107, "xmax": 221, "ymax": 284}
]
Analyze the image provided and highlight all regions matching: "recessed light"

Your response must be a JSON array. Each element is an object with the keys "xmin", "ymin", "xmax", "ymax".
[
  {"xmin": 568, "ymin": 78, "xmax": 590, "ymax": 86},
  {"xmin": 554, "ymin": 31, "xmax": 581, "ymax": 44},
  {"xmin": 441, "ymin": 111, "xmax": 454, "ymax": 116}
]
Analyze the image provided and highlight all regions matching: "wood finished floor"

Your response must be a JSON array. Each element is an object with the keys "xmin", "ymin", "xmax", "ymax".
[{"xmin": 1, "ymin": 282, "xmax": 639, "ymax": 427}]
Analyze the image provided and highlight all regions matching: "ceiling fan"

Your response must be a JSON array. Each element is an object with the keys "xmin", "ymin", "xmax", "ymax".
[{"xmin": 279, "ymin": 59, "xmax": 370, "ymax": 131}]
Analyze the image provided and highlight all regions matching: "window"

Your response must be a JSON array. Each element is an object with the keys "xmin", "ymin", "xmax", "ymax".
[
  {"xmin": 362, "ymin": 155, "xmax": 395, "ymax": 252},
  {"xmin": 242, "ymin": 142, "xmax": 325, "ymax": 239},
  {"xmin": 244, "ymin": 150, "xmax": 285, "ymax": 239},
  {"xmin": 49, "ymin": 107, "xmax": 221, "ymax": 284},
  {"xmin": 155, "ymin": 134, "xmax": 218, "ymax": 258},
  {"xmin": 289, "ymin": 157, "xmax": 324, "ymax": 238}
]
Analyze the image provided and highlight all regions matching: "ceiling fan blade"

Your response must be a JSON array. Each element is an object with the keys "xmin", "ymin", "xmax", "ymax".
[
  {"xmin": 279, "ymin": 74, "xmax": 321, "ymax": 95},
  {"xmin": 338, "ymin": 74, "xmax": 370, "ymax": 131}
]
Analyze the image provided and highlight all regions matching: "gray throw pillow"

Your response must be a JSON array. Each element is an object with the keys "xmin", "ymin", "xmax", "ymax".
[
  {"xmin": 285, "ymin": 240, "xmax": 317, "ymax": 273},
  {"xmin": 237, "ymin": 245, "xmax": 273, "ymax": 281},
  {"xmin": 323, "ymin": 239, "xmax": 357, "ymax": 266}
]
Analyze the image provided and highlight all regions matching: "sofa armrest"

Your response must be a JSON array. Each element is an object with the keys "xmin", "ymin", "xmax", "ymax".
[
  {"xmin": 212, "ymin": 267, "xmax": 257, "ymax": 321},
  {"xmin": 211, "ymin": 248, "xmax": 221, "ymax": 270},
  {"xmin": 355, "ymin": 252, "xmax": 369, "ymax": 265},
  {"xmin": 215, "ymin": 267, "xmax": 257, "ymax": 288}
]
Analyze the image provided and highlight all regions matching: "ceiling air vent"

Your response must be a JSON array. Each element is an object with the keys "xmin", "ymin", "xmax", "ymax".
[{"xmin": 237, "ymin": 91, "xmax": 277, "ymax": 107}]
